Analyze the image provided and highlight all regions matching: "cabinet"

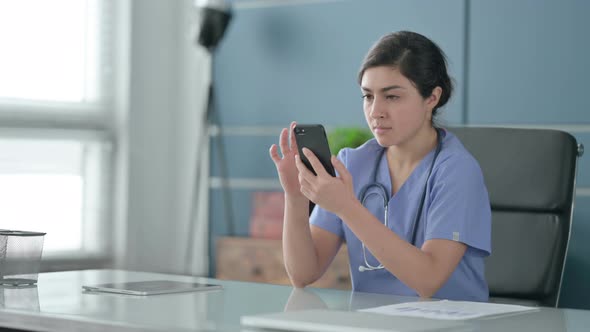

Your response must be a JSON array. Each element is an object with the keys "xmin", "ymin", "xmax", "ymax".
[{"xmin": 215, "ymin": 237, "xmax": 351, "ymax": 290}]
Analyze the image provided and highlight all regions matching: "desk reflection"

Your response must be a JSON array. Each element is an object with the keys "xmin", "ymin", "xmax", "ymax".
[
  {"xmin": 283, "ymin": 288, "xmax": 328, "ymax": 312},
  {"xmin": 0, "ymin": 284, "xmax": 40, "ymax": 311},
  {"xmin": 348, "ymin": 291, "xmax": 428, "ymax": 311},
  {"xmin": 284, "ymin": 287, "xmax": 427, "ymax": 312}
]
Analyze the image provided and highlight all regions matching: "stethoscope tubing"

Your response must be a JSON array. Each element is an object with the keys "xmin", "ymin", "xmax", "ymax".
[{"xmin": 358, "ymin": 128, "xmax": 443, "ymax": 272}]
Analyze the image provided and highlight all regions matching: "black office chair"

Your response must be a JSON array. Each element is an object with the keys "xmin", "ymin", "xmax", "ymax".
[{"xmin": 451, "ymin": 127, "xmax": 583, "ymax": 307}]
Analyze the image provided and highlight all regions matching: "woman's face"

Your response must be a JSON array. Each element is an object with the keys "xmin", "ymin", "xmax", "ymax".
[{"xmin": 360, "ymin": 66, "xmax": 435, "ymax": 147}]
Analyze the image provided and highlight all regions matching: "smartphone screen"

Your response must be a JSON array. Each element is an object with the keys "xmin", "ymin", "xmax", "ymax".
[{"xmin": 293, "ymin": 124, "xmax": 336, "ymax": 177}]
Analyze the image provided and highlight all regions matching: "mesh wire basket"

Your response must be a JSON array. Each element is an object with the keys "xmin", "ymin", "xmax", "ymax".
[{"xmin": 0, "ymin": 230, "xmax": 46, "ymax": 286}]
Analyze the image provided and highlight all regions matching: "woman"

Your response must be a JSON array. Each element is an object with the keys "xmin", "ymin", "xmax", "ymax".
[{"xmin": 269, "ymin": 31, "xmax": 491, "ymax": 301}]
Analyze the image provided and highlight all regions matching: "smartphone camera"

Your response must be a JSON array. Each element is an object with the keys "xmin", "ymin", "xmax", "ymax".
[{"xmin": 295, "ymin": 127, "xmax": 305, "ymax": 135}]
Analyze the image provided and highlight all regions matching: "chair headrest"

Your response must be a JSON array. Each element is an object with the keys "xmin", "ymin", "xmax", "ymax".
[{"xmin": 451, "ymin": 127, "xmax": 578, "ymax": 212}]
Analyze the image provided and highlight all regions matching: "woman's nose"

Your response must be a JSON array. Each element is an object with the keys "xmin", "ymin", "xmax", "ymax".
[{"xmin": 370, "ymin": 98, "xmax": 385, "ymax": 118}]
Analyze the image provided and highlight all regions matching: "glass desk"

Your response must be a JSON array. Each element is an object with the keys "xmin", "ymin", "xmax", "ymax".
[{"xmin": 0, "ymin": 269, "xmax": 587, "ymax": 331}]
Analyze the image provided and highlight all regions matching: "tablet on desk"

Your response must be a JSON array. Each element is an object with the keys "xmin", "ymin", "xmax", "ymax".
[{"xmin": 82, "ymin": 280, "xmax": 222, "ymax": 296}]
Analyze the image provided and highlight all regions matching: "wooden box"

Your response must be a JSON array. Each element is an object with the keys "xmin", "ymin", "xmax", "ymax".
[
  {"xmin": 216, "ymin": 237, "xmax": 351, "ymax": 290},
  {"xmin": 249, "ymin": 192, "xmax": 284, "ymax": 240}
]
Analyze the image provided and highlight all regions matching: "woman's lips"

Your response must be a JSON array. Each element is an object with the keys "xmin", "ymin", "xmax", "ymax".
[{"xmin": 373, "ymin": 127, "xmax": 391, "ymax": 135}]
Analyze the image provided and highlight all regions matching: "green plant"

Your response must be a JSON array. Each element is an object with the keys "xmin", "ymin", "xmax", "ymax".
[{"xmin": 328, "ymin": 127, "xmax": 373, "ymax": 156}]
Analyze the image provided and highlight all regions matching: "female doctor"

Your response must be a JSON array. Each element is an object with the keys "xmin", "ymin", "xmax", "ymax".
[{"xmin": 269, "ymin": 31, "xmax": 491, "ymax": 301}]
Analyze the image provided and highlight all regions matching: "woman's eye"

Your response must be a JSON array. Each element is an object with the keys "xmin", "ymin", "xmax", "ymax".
[
  {"xmin": 386, "ymin": 95, "xmax": 399, "ymax": 100},
  {"xmin": 362, "ymin": 94, "xmax": 374, "ymax": 101}
]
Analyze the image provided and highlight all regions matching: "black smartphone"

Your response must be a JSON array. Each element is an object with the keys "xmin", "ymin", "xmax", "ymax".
[{"xmin": 293, "ymin": 124, "xmax": 336, "ymax": 177}]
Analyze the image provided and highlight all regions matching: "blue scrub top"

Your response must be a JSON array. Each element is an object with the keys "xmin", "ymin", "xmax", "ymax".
[{"xmin": 310, "ymin": 129, "xmax": 492, "ymax": 302}]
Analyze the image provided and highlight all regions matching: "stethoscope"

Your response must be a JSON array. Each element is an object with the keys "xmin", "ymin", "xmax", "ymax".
[{"xmin": 357, "ymin": 128, "xmax": 443, "ymax": 272}]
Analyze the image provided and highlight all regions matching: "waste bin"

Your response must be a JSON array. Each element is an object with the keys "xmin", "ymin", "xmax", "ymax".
[{"xmin": 0, "ymin": 230, "xmax": 46, "ymax": 286}]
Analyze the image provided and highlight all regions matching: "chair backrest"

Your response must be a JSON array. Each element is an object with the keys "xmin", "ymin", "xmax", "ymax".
[{"xmin": 451, "ymin": 127, "xmax": 580, "ymax": 307}]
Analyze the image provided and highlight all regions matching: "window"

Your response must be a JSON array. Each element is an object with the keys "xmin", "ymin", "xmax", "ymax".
[
  {"xmin": 0, "ymin": 0, "xmax": 106, "ymax": 104},
  {"xmin": 0, "ymin": 0, "xmax": 118, "ymax": 259},
  {"xmin": 0, "ymin": 135, "xmax": 110, "ymax": 255}
]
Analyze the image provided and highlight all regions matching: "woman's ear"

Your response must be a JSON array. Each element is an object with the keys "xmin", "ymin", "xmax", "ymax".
[{"xmin": 426, "ymin": 86, "xmax": 443, "ymax": 110}]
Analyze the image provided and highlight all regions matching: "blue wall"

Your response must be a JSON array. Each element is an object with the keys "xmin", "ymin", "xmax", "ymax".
[{"xmin": 209, "ymin": 0, "xmax": 589, "ymax": 309}]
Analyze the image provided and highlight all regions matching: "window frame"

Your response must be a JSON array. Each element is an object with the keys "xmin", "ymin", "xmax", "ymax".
[{"xmin": 0, "ymin": 0, "xmax": 127, "ymax": 267}]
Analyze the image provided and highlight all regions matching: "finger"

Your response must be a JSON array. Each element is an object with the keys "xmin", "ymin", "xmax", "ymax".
[
  {"xmin": 289, "ymin": 121, "xmax": 298, "ymax": 150},
  {"xmin": 302, "ymin": 148, "xmax": 329, "ymax": 177},
  {"xmin": 279, "ymin": 128, "xmax": 290, "ymax": 156},
  {"xmin": 332, "ymin": 156, "xmax": 352, "ymax": 182},
  {"xmin": 299, "ymin": 184, "xmax": 312, "ymax": 201},
  {"xmin": 298, "ymin": 176, "xmax": 315, "ymax": 201},
  {"xmin": 269, "ymin": 144, "xmax": 281, "ymax": 164},
  {"xmin": 295, "ymin": 154, "xmax": 316, "ymax": 183},
  {"xmin": 298, "ymin": 174, "xmax": 313, "ymax": 191}
]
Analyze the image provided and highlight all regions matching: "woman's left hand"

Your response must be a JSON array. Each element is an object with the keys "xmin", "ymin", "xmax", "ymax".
[{"xmin": 295, "ymin": 148, "xmax": 357, "ymax": 216}]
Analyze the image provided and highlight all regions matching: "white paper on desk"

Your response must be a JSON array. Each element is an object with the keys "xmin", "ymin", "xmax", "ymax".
[{"xmin": 359, "ymin": 300, "xmax": 538, "ymax": 320}]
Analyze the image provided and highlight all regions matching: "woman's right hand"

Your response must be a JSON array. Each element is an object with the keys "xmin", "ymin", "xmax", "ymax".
[{"xmin": 269, "ymin": 122, "xmax": 305, "ymax": 197}]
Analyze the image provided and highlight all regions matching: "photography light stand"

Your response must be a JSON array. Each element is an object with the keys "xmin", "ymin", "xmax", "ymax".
[{"xmin": 185, "ymin": 0, "xmax": 233, "ymax": 275}]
